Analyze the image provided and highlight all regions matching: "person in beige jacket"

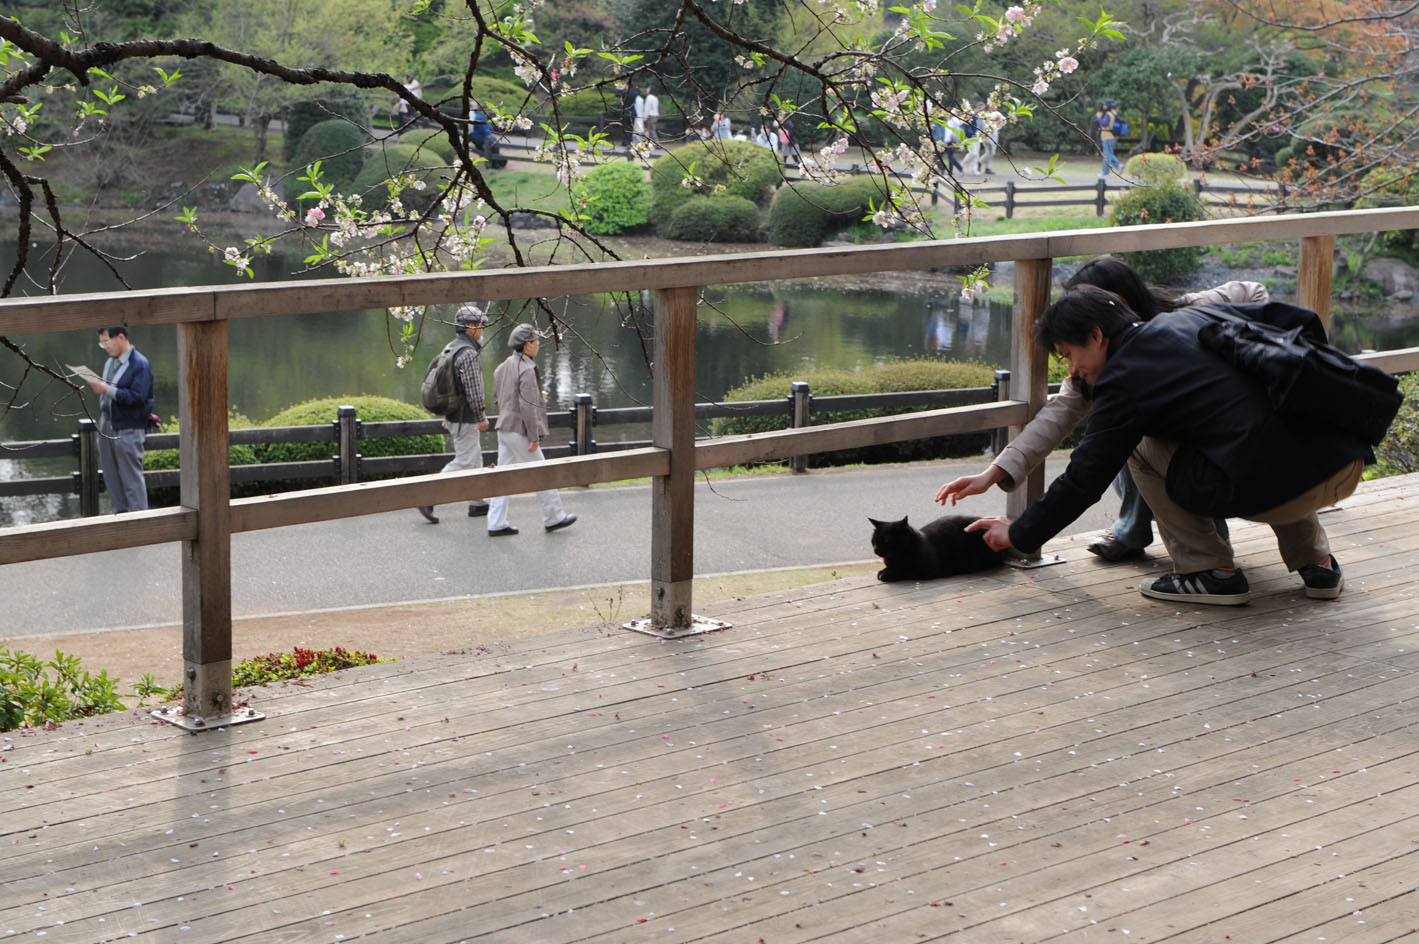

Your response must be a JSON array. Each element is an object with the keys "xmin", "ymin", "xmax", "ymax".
[
  {"xmin": 937, "ymin": 256, "xmax": 1267, "ymax": 559},
  {"xmin": 485, "ymin": 323, "xmax": 577, "ymax": 536}
]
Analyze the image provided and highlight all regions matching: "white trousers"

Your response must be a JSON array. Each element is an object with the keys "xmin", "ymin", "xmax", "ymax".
[{"xmin": 487, "ymin": 430, "xmax": 567, "ymax": 530}]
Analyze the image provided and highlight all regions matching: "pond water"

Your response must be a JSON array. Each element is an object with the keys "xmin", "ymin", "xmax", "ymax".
[{"xmin": 2, "ymin": 233, "xmax": 1417, "ymax": 525}]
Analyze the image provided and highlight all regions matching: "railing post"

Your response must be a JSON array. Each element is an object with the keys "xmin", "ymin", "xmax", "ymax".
[
  {"xmin": 1005, "ymin": 180, "xmax": 1016, "ymax": 219},
  {"xmin": 649, "ymin": 285, "xmax": 699, "ymax": 633},
  {"xmin": 991, "ymin": 370, "xmax": 1011, "ymax": 456},
  {"xmin": 789, "ymin": 381, "xmax": 811, "ymax": 473},
  {"xmin": 1008, "ymin": 258, "xmax": 1053, "ymax": 520},
  {"xmin": 1298, "ymin": 234, "xmax": 1336, "ymax": 332},
  {"xmin": 1095, "ymin": 179, "xmax": 1107, "ymax": 217},
  {"xmin": 335, "ymin": 405, "xmax": 359, "ymax": 485},
  {"xmin": 573, "ymin": 393, "xmax": 595, "ymax": 455},
  {"xmin": 176, "ymin": 319, "xmax": 236, "ymax": 728},
  {"xmin": 74, "ymin": 419, "xmax": 100, "ymax": 517}
]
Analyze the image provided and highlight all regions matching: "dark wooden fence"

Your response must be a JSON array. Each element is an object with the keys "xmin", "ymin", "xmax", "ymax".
[{"xmin": 0, "ymin": 382, "xmax": 1019, "ymax": 513}]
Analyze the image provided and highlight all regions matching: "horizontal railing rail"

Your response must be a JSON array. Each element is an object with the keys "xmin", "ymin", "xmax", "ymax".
[
  {"xmin": 4, "ymin": 207, "xmax": 1419, "ymax": 725},
  {"xmin": 1, "ymin": 384, "xmax": 1013, "ymax": 507}
]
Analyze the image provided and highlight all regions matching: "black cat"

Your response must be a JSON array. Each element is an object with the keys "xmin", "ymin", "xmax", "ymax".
[{"xmin": 869, "ymin": 514, "xmax": 1007, "ymax": 582}]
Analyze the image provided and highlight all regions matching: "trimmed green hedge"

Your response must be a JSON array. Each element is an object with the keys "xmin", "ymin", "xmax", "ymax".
[
  {"xmin": 768, "ymin": 176, "xmax": 889, "ymax": 248},
  {"xmin": 575, "ymin": 160, "xmax": 652, "ymax": 235},
  {"xmin": 662, "ymin": 195, "xmax": 761, "ymax": 242},
  {"xmin": 258, "ymin": 396, "xmax": 444, "ymax": 464},
  {"xmin": 287, "ymin": 119, "xmax": 369, "ymax": 202},
  {"xmin": 284, "ymin": 92, "xmax": 371, "ymax": 163},
  {"xmin": 351, "ymin": 143, "xmax": 447, "ymax": 211},
  {"xmin": 649, "ymin": 140, "xmax": 780, "ymax": 226},
  {"xmin": 145, "ymin": 408, "xmax": 263, "ymax": 502},
  {"xmin": 712, "ymin": 359, "xmax": 996, "ymax": 467},
  {"xmin": 1111, "ymin": 182, "xmax": 1206, "ymax": 282}
]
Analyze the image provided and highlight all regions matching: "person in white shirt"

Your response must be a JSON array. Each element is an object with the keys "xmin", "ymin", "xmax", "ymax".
[{"xmin": 643, "ymin": 86, "xmax": 660, "ymax": 146}]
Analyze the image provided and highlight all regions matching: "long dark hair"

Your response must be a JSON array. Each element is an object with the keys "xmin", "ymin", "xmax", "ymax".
[
  {"xmin": 1034, "ymin": 284, "xmax": 1137, "ymax": 358},
  {"xmin": 1064, "ymin": 255, "xmax": 1180, "ymax": 321}
]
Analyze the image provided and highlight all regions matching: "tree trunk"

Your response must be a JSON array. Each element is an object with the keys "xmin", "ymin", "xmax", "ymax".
[{"xmin": 251, "ymin": 114, "xmax": 270, "ymax": 164}]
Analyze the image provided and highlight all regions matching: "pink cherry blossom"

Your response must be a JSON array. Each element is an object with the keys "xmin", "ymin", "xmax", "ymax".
[
  {"xmin": 304, "ymin": 206, "xmax": 325, "ymax": 227},
  {"xmin": 1058, "ymin": 56, "xmax": 1080, "ymax": 74},
  {"xmin": 1005, "ymin": 6, "xmax": 1025, "ymax": 22}
]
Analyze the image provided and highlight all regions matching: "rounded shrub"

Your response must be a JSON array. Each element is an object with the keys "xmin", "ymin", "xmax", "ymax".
[
  {"xmin": 649, "ymin": 140, "xmax": 781, "ymax": 224},
  {"xmin": 258, "ymin": 395, "xmax": 444, "ymax": 464},
  {"xmin": 1371, "ymin": 370, "xmax": 1419, "ymax": 479},
  {"xmin": 1122, "ymin": 152, "xmax": 1187, "ymax": 187},
  {"xmin": 403, "ymin": 129, "xmax": 458, "ymax": 165},
  {"xmin": 287, "ymin": 119, "xmax": 369, "ymax": 202},
  {"xmin": 662, "ymin": 195, "xmax": 761, "ymax": 242},
  {"xmin": 711, "ymin": 359, "xmax": 996, "ymax": 466},
  {"xmin": 351, "ymin": 143, "xmax": 446, "ymax": 211},
  {"xmin": 284, "ymin": 92, "xmax": 371, "ymax": 163},
  {"xmin": 768, "ymin": 176, "xmax": 889, "ymax": 248},
  {"xmin": 575, "ymin": 161, "xmax": 652, "ymax": 235},
  {"xmin": 1110, "ymin": 182, "xmax": 1207, "ymax": 283}
]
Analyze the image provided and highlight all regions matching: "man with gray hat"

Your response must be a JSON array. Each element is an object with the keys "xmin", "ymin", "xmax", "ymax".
[
  {"xmin": 486, "ymin": 322, "xmax": 576, "ymax": 536},
  {"xmin": 418, "ymin": 303, "xmax": 491, "ymax": 524}
]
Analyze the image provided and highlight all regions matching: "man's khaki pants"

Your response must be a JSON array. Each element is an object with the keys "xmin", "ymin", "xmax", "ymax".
[{"xmin": 1128, "ymin": 437, "xmax": 1364, "ymax": 574}]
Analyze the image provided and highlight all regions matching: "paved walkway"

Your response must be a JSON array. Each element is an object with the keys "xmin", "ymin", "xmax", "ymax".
[{"xmin": 1, "ymin": 457, "xmax": 1119, "ymax": 638}]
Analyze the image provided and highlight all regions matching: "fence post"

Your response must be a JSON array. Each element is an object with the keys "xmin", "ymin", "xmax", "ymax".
[
  {"xmin": 1095, "ymin": 179, "xmax": 1107, "ymax": 217},
  {"xmin": 573, "ymin": 393, "xmax": 595, "ymax": 455},
  {"xmin": 74, "ymin": 419, "xmax": 100, "ymax": 516},
  {"xmin": 177, "ymin": 319, "xmax": 234, "ymax": 727},
  {"xmin": 1005, "ymin": 180, "xmax": 1016, "ymax": 219},
  {"xmin": 1298, "ymin": 234, "xmax": 1336, "ymax": 332},
  {"xmin": 649, "ymin": 285, "xmax": 699, "ymax": 633},
  {"xmin": 335, "ymin": 404, "xmax": 359, "ymax": 484},
  {"xmin": 1009, "ymin": 258, "xmax": 1053, "ymax": 519},
  {"xmin": 789, "ymin": 381, "xmax": 811, "ymax": 473},
  {"xmin": 991, "ymin": 370, "xmax": 1010, "ymax": 456}
]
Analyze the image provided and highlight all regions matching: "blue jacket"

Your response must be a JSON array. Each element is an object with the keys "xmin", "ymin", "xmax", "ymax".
[{"xmin": 107, "ymin": 348, "xmax": 155, "ymax": 431}]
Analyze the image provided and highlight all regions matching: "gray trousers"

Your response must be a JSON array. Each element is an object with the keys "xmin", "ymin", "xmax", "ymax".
[
  {"xmin": 438, "ymin": 421, "xmax": 488, "ymax": 512},
  {"xmin": 1129, "ymin": 436, "xmax": 1363, "ymax": 573},
  {"xmin": 98, "ymin": 427, "xmax": 149, "ymax": 513}
]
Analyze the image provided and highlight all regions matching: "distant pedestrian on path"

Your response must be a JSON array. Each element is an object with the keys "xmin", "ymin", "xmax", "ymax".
[
  {"xmin": 419, "ymin": 303, "xmax": 492, "ymax": 525},
  {"xmin": 87, "ymin": 326, "xmax": 153, "ymax": 513},
  {"xmin": 486, "ymin": 324, "xmax": 577, "ymax": 537},
  {"xmin": 1097, "ymin": 101, "xmax": 1123, "ymax": 178},
  {"xmin": 643, "ymin": 86, "xmax": 661, "ymax": 146}
]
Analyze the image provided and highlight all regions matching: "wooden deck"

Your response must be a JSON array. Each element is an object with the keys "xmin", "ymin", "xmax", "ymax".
[{"xmin": 5, "ymin": 472, "xmax": 1418, "ymax": 943}]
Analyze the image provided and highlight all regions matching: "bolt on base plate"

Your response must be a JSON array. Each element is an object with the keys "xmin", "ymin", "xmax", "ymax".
[
  {"xmin": 151, "ymin": 705, "xmax": 265, "ymax": 731},
  {"xmin": 1006, "ymin": 553, "xmax": 1066, "ymax": 570},
  {"xmin": 623, "ymin": 615, "xmax": 732, "ymax": 639}
]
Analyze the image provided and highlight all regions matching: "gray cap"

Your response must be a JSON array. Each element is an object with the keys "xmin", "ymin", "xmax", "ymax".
[
  {"xmin": 454, "ymin": 303, "xmax": 487, "ymax": 329},
  {"xmin": 508, "ymin": 323, "xmax": 543, "ymax": 348}
]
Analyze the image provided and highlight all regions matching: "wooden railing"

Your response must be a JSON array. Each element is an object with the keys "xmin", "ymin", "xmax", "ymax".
[
  {"xmin": 3, "ymin": 207, "xmax": 1419, "ymax": 727},
  {"xmin": 0, "ymin": 385, "xmax": 1009, "ymax": 510}
]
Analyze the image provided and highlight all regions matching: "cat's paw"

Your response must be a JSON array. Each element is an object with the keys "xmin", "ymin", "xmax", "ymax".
[{"xmin": 876, "ymin": 567, "xmax": 891, "ymax": 582}]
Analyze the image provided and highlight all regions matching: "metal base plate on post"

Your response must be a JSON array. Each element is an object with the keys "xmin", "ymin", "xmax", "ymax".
[
  {"xmin": 622, "ymin": 615, "xmax": 733, "ymax": 639},
  {"xmin": 151, "ymin": 705, "xmax": 265, "ymax": 731},
  {"xmin": 1006, "ymin": 554, "xmax": 1067, "ymax": 570}
]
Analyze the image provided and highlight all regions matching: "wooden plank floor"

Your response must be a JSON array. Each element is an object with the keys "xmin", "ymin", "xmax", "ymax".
[{"xmin": 4, "ymin": 473, "xmax": 1418, "ymax": 943}]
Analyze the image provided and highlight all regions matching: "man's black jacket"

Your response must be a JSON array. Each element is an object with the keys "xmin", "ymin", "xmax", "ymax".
[{"xmin": 1008, "ymin": 305, "xmax": 1372, "ymax": 554}]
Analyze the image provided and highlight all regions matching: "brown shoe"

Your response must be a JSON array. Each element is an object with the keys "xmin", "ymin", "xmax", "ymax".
[{"xmin": 1087, "ymin": 533, "xmax": 1144, "ymax": 562}]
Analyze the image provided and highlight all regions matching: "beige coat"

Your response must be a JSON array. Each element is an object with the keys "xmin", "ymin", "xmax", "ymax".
[
  {"xmin": 991, "ymin": 281, "xmax": 1269, "ymax": 489},
  {"xmin": 492, "ymin": 352, "xmax": 549, "ymax": 440}
]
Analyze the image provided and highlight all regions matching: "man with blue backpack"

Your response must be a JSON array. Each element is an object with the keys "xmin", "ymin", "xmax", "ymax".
[{"xmin": 1097, "ymin": 100, "xmax": 1125, "ymax": 178}]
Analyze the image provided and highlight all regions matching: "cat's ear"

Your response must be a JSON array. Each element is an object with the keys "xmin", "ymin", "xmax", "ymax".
[{"xmin": 868, "ymin": 517, "xmax": 884, "ymax": 527}]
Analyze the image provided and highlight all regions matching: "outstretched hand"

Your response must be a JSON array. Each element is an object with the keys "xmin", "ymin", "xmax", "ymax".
[
  {"xmin": 965, "ymin": 515, "xmax": 1014, "ymax": 551},
  {"xmin": 935, "ymin": 465, "xmax": 1005, "ymax": 506}
]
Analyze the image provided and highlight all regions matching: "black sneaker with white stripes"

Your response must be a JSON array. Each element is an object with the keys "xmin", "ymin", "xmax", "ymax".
[{"xmin": 1139, "ymin": 568, "xmax": 1250, "ymax": 606}]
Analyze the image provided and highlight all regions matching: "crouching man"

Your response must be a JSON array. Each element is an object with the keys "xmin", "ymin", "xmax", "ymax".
[{"xmin": 963, "ymin": 285, "xmax": 1371, "ymax": 605}]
